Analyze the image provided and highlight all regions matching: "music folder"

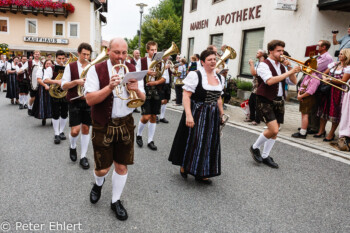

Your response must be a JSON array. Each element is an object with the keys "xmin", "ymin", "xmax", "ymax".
[
  {"xmin": 121, "ymin": 70, "xmax": 148, "ymax": 84},
  {"xmin": 54, "ymin": 65, "xmax": 65, "ymax": 73}
]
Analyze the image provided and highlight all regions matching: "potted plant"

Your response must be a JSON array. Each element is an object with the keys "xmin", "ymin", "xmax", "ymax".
[{"xmin": 236, "ymin": 79, "xmax": 253, "ymax": 100}]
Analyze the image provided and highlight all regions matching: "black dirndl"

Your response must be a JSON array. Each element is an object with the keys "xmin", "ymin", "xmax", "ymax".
[
  {"xmin": 6, "ymin": 72, "xmax": 18, "ymax": 100},
  {"xmin": 32, "ymin": 85, "xmax": 52, "ymax": 119},
  {"xmin": 168, "ymin": 71, "xmax": 222, "ymax": 178}
]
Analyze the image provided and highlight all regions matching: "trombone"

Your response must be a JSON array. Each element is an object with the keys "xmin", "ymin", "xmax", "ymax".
[{"xmin": 280, "ymin": 55, "xmax": 349, "ymax": 93}]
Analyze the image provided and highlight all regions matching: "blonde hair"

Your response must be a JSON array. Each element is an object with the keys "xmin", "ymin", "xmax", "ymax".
[{"xmin": 341, "ymin": 48, "xmax": 350, "ymax": 66}]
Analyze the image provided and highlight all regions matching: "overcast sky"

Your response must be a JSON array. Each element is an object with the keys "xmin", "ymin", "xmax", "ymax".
[{"xmin": 102, "ymin": 0, "xmax": 160, "ymax": 41}]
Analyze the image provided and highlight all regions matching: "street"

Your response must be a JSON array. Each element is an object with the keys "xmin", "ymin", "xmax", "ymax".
[{"xmin": 1, "ymin": 92, "xmax": 350, "ymax": 233}]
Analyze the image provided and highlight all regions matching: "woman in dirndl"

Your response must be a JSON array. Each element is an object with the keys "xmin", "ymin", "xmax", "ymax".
[
  {"xmin": 32, "ymin": 59, "xmax": 52, "ymax": 125},
  {"xmin": 168, "ymin": 49, "xmax": 225, "ymax": 184},
  {"xmin": 6, "ymin": 57, "xmax": 19, "ymax": 105}
]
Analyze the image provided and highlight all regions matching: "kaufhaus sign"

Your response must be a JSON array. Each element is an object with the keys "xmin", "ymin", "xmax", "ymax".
[{"xmin": 23, "ymin": 37, "xmax": 69, "ymax": 44}]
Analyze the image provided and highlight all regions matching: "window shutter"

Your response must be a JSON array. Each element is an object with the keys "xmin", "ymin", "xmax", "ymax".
[{"xmin": 240, "ymin": 29, "xmax": 264, "ymax": 76}]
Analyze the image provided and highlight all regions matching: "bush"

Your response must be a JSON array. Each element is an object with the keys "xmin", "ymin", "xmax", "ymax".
[{"xmin": 236, "ymin": 80, "xmax": 253, "ymax": 91}]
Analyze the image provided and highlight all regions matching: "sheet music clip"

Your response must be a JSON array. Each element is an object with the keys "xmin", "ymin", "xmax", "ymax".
[{"xmin": 152, "ymin": 52, "xmax": 164, "ymax": 61}]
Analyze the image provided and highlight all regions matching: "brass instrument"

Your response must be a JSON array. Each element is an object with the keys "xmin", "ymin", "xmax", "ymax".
[
  {"xmin": 145, "ymin": 42, "xmax": 180, "ymax": 83},
  {"xmin": 49, "ymin": 53, "xmax": 78, "ymax": 98},
  {"xmin": 220, "ymin": 114, "xmax": 230, "ymax": 138},
  {"xmin": 280, "ymin": 55, "xmax": 350, "ymax": 92},
  {"xmin": 75, "ymin": 47, "xmax": 109, "ymax": 98},
  {"xmin": 216, "ymin": 46, "xmax": 237, "ymax": 69},
  {"xmin": 113, "ymin": 60, "xmax": 144, "ymax": 108}
]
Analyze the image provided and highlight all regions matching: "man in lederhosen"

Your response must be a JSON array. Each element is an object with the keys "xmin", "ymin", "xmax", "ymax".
[
  {"xmin": 28, "ymin": 50, "xmax": 42, "ymax": 116},
  {"xmin": 16, "ymin": 55, "xmax": 30, "ymax": 109},
  {"xmin": 43, "ymin": 50, "xmax": 68, "ymax": 144},
  {"xmin": 85, "ymin": 37, "xmax": 145, "ymax": 221},
  {"xmin": 135, "ymin": 41, "xmax": 166, "ymax": 151},
  {"xmin": 250, "ymin": 40, "xmax": 300, "ymax": 168},
  {"xmin": 61, "ymin": 43, "xmax": 92, "ymax": 170}
]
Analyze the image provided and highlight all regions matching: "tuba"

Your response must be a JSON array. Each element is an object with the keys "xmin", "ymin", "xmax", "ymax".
[
  {"xmin": 113, "ymin": 60, "xmax": 144, "ymax": 108},
  {"xmin": 49, "ymin": 53, "xmax": 78, "ymax": 98},
  {"xmin": 76, "ymin": 47, "xmax": 109, "ymax": 98},
  {"xmin": 216, "ymin": 46, "xmax": 237, "ymax": 69},
  {"xmin": 145, "ymin": 42, "xmax": 180, "ymax": 83}
]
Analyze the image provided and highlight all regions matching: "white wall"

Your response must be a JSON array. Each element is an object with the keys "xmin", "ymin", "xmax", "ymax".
[{"xmin": 182, "ymin": 0, "xmax": 350, "ymax": 80}]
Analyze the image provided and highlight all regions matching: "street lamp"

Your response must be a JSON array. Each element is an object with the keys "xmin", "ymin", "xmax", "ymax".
[{"xmin": 136, "ymin": 3, "xmax": 148, "ymax": 50}]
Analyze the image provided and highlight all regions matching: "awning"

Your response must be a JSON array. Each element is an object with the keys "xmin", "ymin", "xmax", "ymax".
[{"xmin": 318, "ymin": 0, "xmax": 350, "ymax": 12}]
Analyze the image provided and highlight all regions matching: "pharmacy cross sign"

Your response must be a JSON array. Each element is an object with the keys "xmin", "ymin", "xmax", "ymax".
[{"xmin": 23, "ymin": 36, "xmax": 69, "ymax": 44}]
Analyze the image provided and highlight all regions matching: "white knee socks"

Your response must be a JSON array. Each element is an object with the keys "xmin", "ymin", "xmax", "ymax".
[
  {"xmin": 52, "ymin": 119, "xmax": 60, "ymax": 136},
  {"xmin": 160, "ymin": 104, "xmax": 167, "ymax": 119},
  {"xmin": 80, "ymin": 134, "xmax": 90, "ymax": 159},
  {"xmin": 137, "ymin": 121, "xmax": 146, "ymax": 136},
  {"xmin": 69, "ymin": 133, "xmax": 78, "ymax": 149},
  {"xmin": 59, "ymin": 117, "xmax": 67, "ymax": 134},
  {"xmin": 148, "ymin": 123, "xmax": 156, "ymax": 143},
  {"xmin": 262, "ymin": 139, "xmax": 276, "ymax": 159},
  {"xmin": 253, "ymin": 133, "xmax": 269, "ymax": 149},
  {"xmin": 94, "ymin": 171, "xmax": 108, "ymax": 187},
  {"xmin": 112, "ymin": 170, "xmax": 127, "ymax": 203}
]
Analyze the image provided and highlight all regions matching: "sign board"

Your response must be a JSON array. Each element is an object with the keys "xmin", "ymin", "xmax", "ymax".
[
  {"xmin": 275, "ymin": 0, "xmax": 297, "ymax": 11},
  {"xmin": 24, "ymin": 37, "xmax": 69, "ymax": 44}
]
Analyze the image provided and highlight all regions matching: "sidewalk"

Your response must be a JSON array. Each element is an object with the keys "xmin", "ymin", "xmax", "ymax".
[{"xmin": 167, "ymin": 89, "xmax": 350, "ymax": 161}]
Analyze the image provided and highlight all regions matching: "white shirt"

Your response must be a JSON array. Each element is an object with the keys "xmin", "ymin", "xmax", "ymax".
[
  {"xmin": 136, "ymin": 57, "xmax": 152, "ymax": 72},
  {"xmin": 257, "ymin": 57, "xmax": 294, "ymax": 96},
  {"xmin": 31, "ymin": 59, "xmax": 42, "ymax": 68},
  {"xmin": 85, "ymin": 59, "xmax": 145, "ymax": 118},
  {"xmin": 42, "ymin": 66, "xmax": 53, "ymax": 81},
  {"xmin": 163, "ymin": 69, "xmax": 170, "ymax": 84},
  {"xmin": 36, "ymin": 67, "xmax": 44, "ymax": 79},
  {"xmin": 61, "ymin": 61, "xmax": 84, "ymax": 88},
  {"xmin": 16, "ymin": 62, "xmax": 28, "ymax": 79},
  {"xmin": 183, "ymin": 67, "xmax": 224, "ymax": 94},
  {"xmin": 196, "ymin": 61, "xmax": 202, "ymax": 69},
  {"xmin": 0, "ymin": 60, "xmax": 7, "ymax": 71}
]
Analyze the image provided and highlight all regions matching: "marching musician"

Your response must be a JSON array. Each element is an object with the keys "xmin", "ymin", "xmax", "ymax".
[
  {"xmin": 130, "ymin": 49, "xmax": 141, "ymax": 113},
  {"xmin": 43, "ymin": 50, "xmax": 68, "ymax": 144},
  {"xmin": 0, "ymin": 55, "xmax": 7, "ymax": 92},
  {"xmin": 135, "ymin": 41, "xmax": 166, "ymax": 151},
  {"xmin": 158, "ymin": 56, "xmax": 171, "ymax": 123},
  {"xmin": 28, "ymin": 50, "xmax": 43, "ymax": 116},
  {"xmin": 250, "ymin": 40, "xmax": 300, "ymax": 168},
  {"xmin": 6, "ymin": 56, "xmax": 19, "ymax": 105},
  {"xmin": 61, "ymin": 43, "xmax": 92, "ymax": 170},
  {"xmin": 16, "ymin": 55, "xmax": 29, "ymax": 109},
  {"xmin": 85, "ymin": 37, "xmax": 145, "ymax": 221}
]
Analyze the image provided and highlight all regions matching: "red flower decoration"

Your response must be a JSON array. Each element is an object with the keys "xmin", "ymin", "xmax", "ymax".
[{"xmin": 0, "ymin": 0, "xmax": 75, "ymax": 13}]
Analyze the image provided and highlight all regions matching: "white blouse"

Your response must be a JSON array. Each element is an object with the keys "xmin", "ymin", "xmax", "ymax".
[
  {"xmin": 183, "ymin": 67, "xmax": 224, "ymax": 94},
  {"xmin": 328, "ymin": 62, "xmax": 350, "ymax": 75}
]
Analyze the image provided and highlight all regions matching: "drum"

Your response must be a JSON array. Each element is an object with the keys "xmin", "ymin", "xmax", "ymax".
[{"xmin": 30, "ymin": 65, "xmax": 39, "ymax": 91}]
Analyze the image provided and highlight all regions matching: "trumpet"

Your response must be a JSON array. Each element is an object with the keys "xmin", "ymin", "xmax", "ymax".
[
  {"xmin": 280, "ymin": 55, "xmax": 349, "ymax": 92},
  {"xmin": 113, "ymin": 60, "xmax": 144, "ymax": 108}
]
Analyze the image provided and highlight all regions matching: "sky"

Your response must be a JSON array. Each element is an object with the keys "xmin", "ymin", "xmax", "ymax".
[{"xmin": 102, "ymin": 0, "xmax": 160, "ymax": 41}]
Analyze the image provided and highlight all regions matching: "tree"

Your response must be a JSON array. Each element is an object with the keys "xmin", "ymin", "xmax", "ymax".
[{"xmin": 125, "ymin": 35, "xmax": 140, "ymax": 55}]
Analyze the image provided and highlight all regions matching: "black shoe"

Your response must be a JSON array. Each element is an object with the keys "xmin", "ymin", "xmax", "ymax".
[
  {"xmin": 262, "ymin": 156, "xmax": 279, "ymax": 169},
  {"xmin": 80, "ymin": 157, "xmax": 90, "ymax": 169},
  {"xmin": 291, "ymin": 132, "xmax": 307, "ymax": 139},
  {"xmin": 111, "ymin": 200, "xmax": 128, "ymax": 221},
  {"xmin": 70, "ymin": 147, "xmax": 77, "ymax": 162},
  {"xmin": 136, "ymin": 136, "xmax": 143, "ymax": 147},
  {"xmin": 160, "ymin": 118, "xmax": 169, "ymax": 123},
  {"xmin": 59, "ymin": 132, "xmax": 66, "ymax": 140},
  {"xmin": 180, "ymin": 168, "xmax": 187, "ymax": 179},
  {"xmin": 323, "ymin": 135, "xmax": 335, "ymax": 142},
  {"xmin": 11, "ymin": 99, "xmax": 14, "ymax": 104},
  {"xmin": 195, "ymin": 177, "xmax": 212, "ymax": 184},
  {"xmin": 90, "ymin": 179, "xmax": 104, "ymax": 204},
  {"xmin": 54, "ymin": 135, "xmax": 61, "ymax": 144},
  {"xmin": 307, "ymin": 129, "xmax": 318, "ymax": 134},
  {"xmin": 19, "ymin": 104, "xmax": 24, "ymax": 109},
  {"xmin": 24, "ymin": 104, "xmax": 28, "ymax": 109},
  {"xmin": 133, "ymin": 108, "xmax": 140, "ymax": 113},
  {"xmin": 250, "ymin": 145, "xmax": 263, "ymax": 163},
  {"xmin": 42, "ymin": 119, "xmax": 46, "ymax": 126},
  {"xmin": 147, "ymin": 141, "xmax": 157, "ymax": 151},
  {"xmin": 156, "ymin": 116, "xmax": 160, "ymax": 124},
  {"xmin": 313, "ymin": 131, "xmax": 326, "ymax": 138},
  {"xmin": 27, "ymin": 109, "xmax": 32, "ymax": 116}
]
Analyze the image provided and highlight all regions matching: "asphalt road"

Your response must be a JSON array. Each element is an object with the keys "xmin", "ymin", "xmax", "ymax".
[{"xmin": 0, "ymin": 92, "xmax": 350, "ymax": 233}]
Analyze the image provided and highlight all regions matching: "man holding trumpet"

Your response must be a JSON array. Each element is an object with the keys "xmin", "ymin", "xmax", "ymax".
[
  {"xmin": 250, "ymin": 40, "xmax": 300, "ymax": 169},
  {"xmin": 85, "ymin": 37, "xmax": 145, "ymax": 221}
]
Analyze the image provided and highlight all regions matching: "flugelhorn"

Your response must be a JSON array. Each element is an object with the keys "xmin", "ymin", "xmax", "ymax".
[
  {"xmin": 49, "ymin": 53, "xmax": 78, "ymax": 98},
  {"xmin": 216, "ymin": 46, "xmax": 237, "ymax": 69},
  {"xmin": 280, "ymin": 55, "xmax": 349, "ymax": 92},
  {"xmin": 113, "ymin": 60, "xmax": 144, "ymax": 108}
]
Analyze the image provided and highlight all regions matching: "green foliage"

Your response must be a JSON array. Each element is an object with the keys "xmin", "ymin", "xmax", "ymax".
[
  {"xmin": 125, "ymin": 35, "xmax": 140, "ymax": 55},
  {"xmin": 236, "ymin": 79, "xmax": 253, "ymax": 91}
]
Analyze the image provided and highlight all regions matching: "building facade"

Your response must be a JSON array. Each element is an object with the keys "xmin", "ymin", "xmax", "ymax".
[
  {"xmin": 181, "ymin": 0, "xmax": 350, "ymax": 81},
  {"xmin": 0, "ymin": 0, "xmax": 107, "ymax": 58}
]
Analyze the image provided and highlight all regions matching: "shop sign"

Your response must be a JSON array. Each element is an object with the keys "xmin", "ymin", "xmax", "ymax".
[
  {"xmin": 190, "ymin": 19, "xmax": 209, "ymax": 31},
  {"xmin": 275, "ymin": 0, "xmax": 297, "ymax": 11},
  {"xmin": 23, "ymin": 36, "xmax": 69, "ymax": 44},
  {"xmin": 215, "ymin": 5, "xmax": 262, "ymax": 26}
]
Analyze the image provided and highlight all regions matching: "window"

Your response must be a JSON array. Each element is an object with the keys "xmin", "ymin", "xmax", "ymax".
[
  {"xmin": 240, "ymin": 28, "xmax": 265, "ymax": 77},
  {"xmin": 0, "ymin": 17, "xmax": 9, "ymax": 33},
  {"xmin": 191, "ymin": 0, "xmax": 197, "ymax": 11},
  {"xmin": 53, "ymin": 21, "xmax": 65, "ymax": 37},
  {"xmin": 210, "ymin": 34, "xmax": 223, "ymax": 50},
  {"xmin": 68, "ymin": 22, "xmax": 79, "ymax": 38},
  {"xmin": 188, "ymin": 38, "xmax": 194, "ymax": 60},
  {"xmin": 25, "ymin": 18, "xmax": 37, "ymax": 35}
]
